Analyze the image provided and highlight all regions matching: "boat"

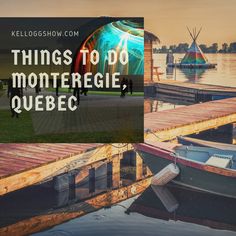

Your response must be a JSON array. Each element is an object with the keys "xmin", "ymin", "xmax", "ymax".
[
  {"xmin": 177, "ymin": 136, "xmax": 236, "ymax": 151},
  {"xmin": 128, "ymin": 184, "xmax": 236, "ymax": 232},
  {"xmin": 134, "ymin": 141, "xmax": 236, "ymax": 198}
]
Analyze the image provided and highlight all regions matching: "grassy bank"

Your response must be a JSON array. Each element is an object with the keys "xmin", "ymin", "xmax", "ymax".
[
  {"xmin": 0, "ymin": 109, "xmax": 143, "ymax": 142},
  {"xmin": 0, "ymin": 110, "xmax": 34, "ymax": 142},
  {"xmin": 0, "ymin": 89, "xmax": 6, "ymax": 97}
]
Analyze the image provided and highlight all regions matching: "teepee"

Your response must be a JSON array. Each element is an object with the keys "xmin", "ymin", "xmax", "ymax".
[{"xmin": 181, "ymin": 27, "xmax": 208, "ymax": 65}]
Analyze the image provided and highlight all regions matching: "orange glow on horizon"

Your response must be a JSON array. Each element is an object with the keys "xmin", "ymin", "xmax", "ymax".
[{"xmin": 0, "ymin": 0, "xmax": 235, "ymax": 46}]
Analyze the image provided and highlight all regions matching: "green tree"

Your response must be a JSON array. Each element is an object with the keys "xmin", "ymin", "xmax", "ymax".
[
  {"xmin": 229, "ymin": 42, "xmax": 236, "ymax": 53},
  {"xmin": 169, "ymin": 45, "xmax": 177, "ymax": 53},
  {"xmin": 221, "ymin": 43, "xmax": 228, "ymax": 53},
  {"xmin": 160, "ymin": 45, "xmax": 168, "ymax": 53},
  {"xmin": 176, "ymin": 43, "xmax": 189, "ymax": 53},
  {"xmin": 211, "ymin": 43, "xmax": 218, "ymax": 53},
  {"xmin": 199, "ymin": 44, "xmax": 208, "ymax": 53}
]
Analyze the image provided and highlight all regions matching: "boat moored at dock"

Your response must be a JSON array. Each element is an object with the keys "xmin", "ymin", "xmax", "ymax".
[{"xmin": 134, "ymin": 141, "xmax": 236, "ymax": 198}]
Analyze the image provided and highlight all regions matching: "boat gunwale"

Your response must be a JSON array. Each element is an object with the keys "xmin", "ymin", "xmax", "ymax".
[{"xmin": 135, "ymin": 143, "xmax": 236, "ymax": 178}]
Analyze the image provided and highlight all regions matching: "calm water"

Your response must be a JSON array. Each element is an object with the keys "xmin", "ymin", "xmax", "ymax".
[
  {"xmin": 154, "ymin": 53, "xmax": 236, "ymax": 87},
  {"xmin": 1, "ymin": 178, "xmax": 236, "ymax": 236},
  {"xmin": 144, "ymin": 53, "xmax": 236, "ymax": 112},
  {"xmin": 32, "ymin": 185, "xmax": 236, "ymax": 236},
  {"xmin": 33, "ymin": 195, "xmax": 236, "ymax": 236},
  {"xmin": 1, "ymin": 155, "xmax": 236, "ymax": 236}
]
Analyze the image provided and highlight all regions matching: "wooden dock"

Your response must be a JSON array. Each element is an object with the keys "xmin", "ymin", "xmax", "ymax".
[
  {"xmin": 145, "ymin": 97, "xmax": 236, "ymax": 142},
  {"xmin": 0, "ymin": 143, "xmax": 133, "ymax": 196},
  {"xmin": 156, "ymin": 80, "xmax": 236, "ymax": 103}
]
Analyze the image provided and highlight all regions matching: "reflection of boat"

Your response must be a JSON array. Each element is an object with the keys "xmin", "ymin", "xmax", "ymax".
[
  {"xmin": 128, "ymin": 184, "xmax": 236, "ymax": 232},
  {"xmin": 135, "ymin": 141, "xmax": 236, "ymax": 198},
  {"xmin": 177, "ymin": 136, "xmax": 236, "ymax": 151}
]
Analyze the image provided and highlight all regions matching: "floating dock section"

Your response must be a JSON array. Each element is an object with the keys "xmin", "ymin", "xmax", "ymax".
[
  {"xmin": 145, "ymin": 97, "xmax": 236, "ymax": 142},
  {"xmin": 156, "ymin": 80, "xmax": 236, "ymax": 103}
]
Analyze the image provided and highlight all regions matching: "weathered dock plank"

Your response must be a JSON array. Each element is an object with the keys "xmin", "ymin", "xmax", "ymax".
[
  {"xmin": 145, "ymin": 97, "xmax": 236, "ymax": 141},
  {"xmin": 0, "ymin": 143, "xmax": 133, "ymax": 196}
]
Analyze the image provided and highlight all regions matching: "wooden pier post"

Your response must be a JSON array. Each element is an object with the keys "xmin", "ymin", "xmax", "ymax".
[
  {"xmin": 107, "ymin": 155, "xmax": 121, "ymax": 188},
  {"xmin": 232, "ymin": 123, "xmax": 236, "ymax": 144},
  {"xmin": 55, "ymin": 188, "xmax": 70, "ymax": 207},
  {"xmin": 89, "ymin": 168, "xmax": 95, "ymax": 193},
  {"xmin": 53, "ymin": 173, "xmax": 70, "ymax": 192},
  {"xmin": 135, "ymin": 153, "xmax": 144, "ymax": 181},
  {"xmin": 122, "ymin": 150, "xmax": 143, "ymax": 181},
  {"xmin": 95, "ymin": 163, "xmax": 108, "ymax": 191}
]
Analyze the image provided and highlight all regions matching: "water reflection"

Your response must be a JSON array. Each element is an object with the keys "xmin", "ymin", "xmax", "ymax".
[
  {"xmin": 181, "ymin": 68, "xmax": 206, "ymax": 81},
  {"xmin": 154, "ymin": 54, "xmax": 236, "ymax": 87},
  {"xmin": 0, "ymin": 154, "xmax": 152, "ymax": 236},
  {"xmin": 144, "ymin": 98, "xmax": 185, "ymax": 113},
  {"xmin": 166, "ymin": 66, "xmax": 174, "ymax": 79},
  {"xmin": 129, "ymin": 184, "xmax": 236, "ymax": 232},
  {"xmin": 1, "ymin": 152, "xmax": 236, "ymax": 236},
  {"xmin": 166, "ymin": 64, "xmax": 207, "ymax": 81},
  {"xmin": 2, "ymin": 164, "xmax": 236, "ymax": 235}
]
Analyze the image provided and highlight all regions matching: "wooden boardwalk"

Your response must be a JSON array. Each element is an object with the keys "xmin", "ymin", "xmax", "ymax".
[
  {"xmin": 0, "ymin": 143, "xmax": 133, "ymax": 196},
  {"xmin": 156, "ymin": 80, "xmax": 236, "ymax": 103},
  {"xmin": 145, "ymin": 97, "xmax": 236, "ymax": 142}
]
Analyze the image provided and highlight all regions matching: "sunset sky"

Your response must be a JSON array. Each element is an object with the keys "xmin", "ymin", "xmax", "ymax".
[{"xmin": 0, "ymin": 0, "xmax": 235, "ymax": 46}]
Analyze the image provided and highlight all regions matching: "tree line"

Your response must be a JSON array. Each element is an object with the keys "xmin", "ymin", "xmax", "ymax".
[{"xmin": 154, "ymin": 42, "xmax": 236, "ymax": 53}]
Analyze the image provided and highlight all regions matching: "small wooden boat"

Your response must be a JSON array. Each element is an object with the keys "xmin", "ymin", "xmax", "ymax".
[
  {"xmin": 134, "ymin": 141, "xmax": 236, "ymax": 198},
  {"xmin": 177, "ymin": 136, "xmax": 236, "ymax": 151}
]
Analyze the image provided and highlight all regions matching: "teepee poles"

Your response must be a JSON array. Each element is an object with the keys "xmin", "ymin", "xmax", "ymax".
[
  {"xmin": 187, "ymin": 27, "xmax": 202, "ymax": 41},
  {"xmin": 195, "ymin": 27, "xmax": 202, "ymax": 41},
  {"xmin": 187, "ymin": 27, "xmax": 194, "ymax": 41}
]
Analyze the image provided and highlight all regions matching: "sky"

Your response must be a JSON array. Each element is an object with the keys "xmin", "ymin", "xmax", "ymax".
[{"xmin": 0, "ymin": 0, "xmax": 235, "ymax": 47}]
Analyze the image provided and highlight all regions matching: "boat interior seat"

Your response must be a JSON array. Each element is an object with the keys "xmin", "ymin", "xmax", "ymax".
[
  {"xmin": 206, "ymin": 154, "xmax": 233, "ymax": 168},
  {"xmin": 176, "ymin": 146, "xmax": 236, "ymax": 169}
]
